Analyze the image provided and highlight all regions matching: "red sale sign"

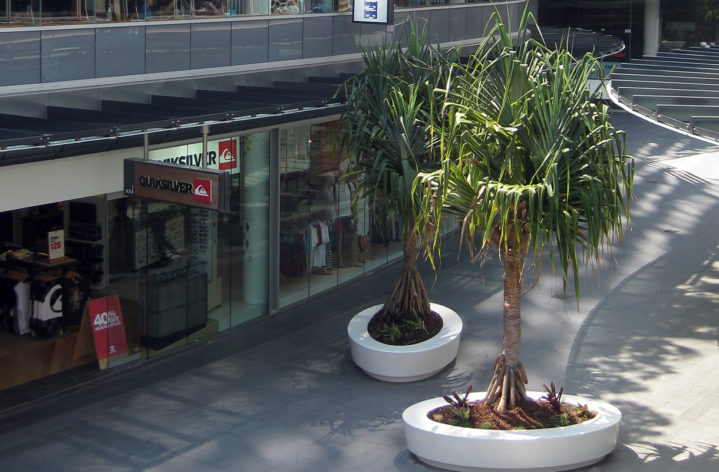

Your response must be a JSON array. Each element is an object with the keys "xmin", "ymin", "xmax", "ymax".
[{"xmin": 87, "ymin": 296, "xmax": 128, "ymax": 362}]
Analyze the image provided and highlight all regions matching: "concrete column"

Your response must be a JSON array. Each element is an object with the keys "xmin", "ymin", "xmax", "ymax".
[{"xmin": 644, "ymin": 0, "xmax": 660, "ymax": 56}]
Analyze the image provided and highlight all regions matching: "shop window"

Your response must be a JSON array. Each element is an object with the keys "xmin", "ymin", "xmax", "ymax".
[
  {"xmin": 279, "ymin": 125, "xmax": 312, "ymax": 306},
  {"xmin": 278, "ymin": 121, "xmax": 392, "ymax": 308}
]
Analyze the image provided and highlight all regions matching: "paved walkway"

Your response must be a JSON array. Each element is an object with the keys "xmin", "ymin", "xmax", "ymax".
[{"xmin": 1, "ymin": 110, "xmax": 718, "ymax": 471}]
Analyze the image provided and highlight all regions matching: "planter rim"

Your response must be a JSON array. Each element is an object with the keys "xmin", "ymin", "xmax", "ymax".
[
  {"xmin": 404, "ymin": 391, "xmax": 622, "ymax": 438},
  {"xmin": 403, "ymin": 391, "xmax": 622, "ymax": 471},
  {"xmin": 347, "ymin": 303, "xmax": 462, "ymax": 354}
]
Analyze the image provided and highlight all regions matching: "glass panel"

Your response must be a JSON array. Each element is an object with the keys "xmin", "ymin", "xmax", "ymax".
[
  {"xmin": 237, "ymin": 0, "xmax": 267, "ymax": 15},
  {"xmin": 278, "ymin": 126, "xmax": 311, "ymax": 307},
  {"xmin": 195, "ymin": 0, "xmax": 226, "ymax": 16},
  {"xmin": 176, "ymin": 0, "xmax": 190, "ymax": 16},
  {"xmin": 308, "ymin": 123, "xmax": 339, "ymax": 296},
  {"xmin": 136, "ymin": 201, "xmax": 213, "ymax": 358},
  {"xmin": 106, "ymin": 196, "xmax": 142, "ymax": 366},
  {"xmin": 335, "ymin": 155, "xmax": 364, "ymax": 285},
  {"xmin": 146, "ymin": 0, "xmax": 175, "ymax": 18},
  {"xmin": 119, "ymin": 0, "xmax": 142, "ymax": 20},
  {"xmin": 662, "ymin": 1, "xmax": 710, "ymax": 49},
  {"xmin": 41, "ymin": 0, "xmax": 80, "ymax": 21},
  {"xmin": 270, "ymin": 0, "xmax": 331, "ymax": 15},
  {"xmin": 356, "ymin": 189, "xmax": 387, "ymax": 271},
  {"xmin": 11, "ymin": 0, "xmax": 39, "ymax": 23}
]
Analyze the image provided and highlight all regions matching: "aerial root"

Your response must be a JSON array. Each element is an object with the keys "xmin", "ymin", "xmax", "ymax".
[{"xmin": 485, "ymin": 354, "xmax": 528, "ymax": 413}]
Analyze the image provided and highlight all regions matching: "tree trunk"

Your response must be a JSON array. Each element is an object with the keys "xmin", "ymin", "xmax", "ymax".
[
  {"xmin": 485, "ymin": 232, "xmax": 530, "ymax": 413},
  {"xmin": 380, "ymin": 232, "xmax": 431, "ymax": 322}
]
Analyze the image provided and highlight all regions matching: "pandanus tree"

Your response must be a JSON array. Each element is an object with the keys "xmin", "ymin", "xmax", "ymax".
[
  {"xmin": 339, "ymin": 26, "xmax": 458, "ymax": 338},
  {"xmin": 417, "ymin": 12, "xmax": 634, "ymax": 411},
  {"xmin": 702, "ymin": 0, "xmax": 719, "ymax": 44}
]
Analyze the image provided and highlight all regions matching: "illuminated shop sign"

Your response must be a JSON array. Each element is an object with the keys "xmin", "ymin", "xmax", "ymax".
[
  {"xmin": 123, "ymin": 158, "xmax": 231, "ymax": 212},
  {"xmin": 148, "ymin": 138, "xmax": 240, "ymax": 173},
  {"xmin": 352, "ymin": 0, "xmax": 393, "ymax": 24}
]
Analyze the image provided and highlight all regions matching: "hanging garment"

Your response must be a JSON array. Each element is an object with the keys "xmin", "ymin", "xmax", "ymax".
[
  {"xmin": 30, "ymin": 279, "xmax": 63, "ymax": 336},
  {"xmin": 312, "ymin": 223, "xmax": 326, "ymax": 269}
]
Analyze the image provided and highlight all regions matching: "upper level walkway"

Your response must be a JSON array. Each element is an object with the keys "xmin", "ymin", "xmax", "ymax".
[{"xmin": 0, "ymin": 1, "xmax": 526, "ymax": 94}]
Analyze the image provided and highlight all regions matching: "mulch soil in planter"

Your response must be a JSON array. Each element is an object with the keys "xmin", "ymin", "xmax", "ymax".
[
  {"xmin": 429, "ymin": 398, "xmax": 596, "ymax": 430},
  {"xmin": 367, "ymin": 309, "xmax": 443, "ymax": 345}
]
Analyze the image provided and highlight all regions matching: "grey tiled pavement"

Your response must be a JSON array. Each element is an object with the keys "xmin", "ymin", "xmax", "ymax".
[{"xmin": 1, "ymin": 110, "xmax": 718, "ymax": 471}]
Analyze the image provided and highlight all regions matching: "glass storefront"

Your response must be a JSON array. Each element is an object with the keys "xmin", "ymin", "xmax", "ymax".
[
  {"xmin": 277, "ymin": 122, "xmax": 403, "ymax": 308},
  {"xmin": 538, "ymin": 0, "xmax": 713, "ymax": 61},
  {"xmin": 0, "ymin": 0, "xmax": 490, "ymax": 24},
  {"xmin": 0, "ymin": 118, "xmax": 411, "ymax": 391}
]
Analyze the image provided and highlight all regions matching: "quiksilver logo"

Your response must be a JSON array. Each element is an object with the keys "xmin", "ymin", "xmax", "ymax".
[
  {"xmin": 220, "ymin": 148, "xmax": 233, "ymax": 161},
  {"xmin": 219, "ymin": 140, "xmax": 237, "ymax": 170},
  {"xmin": 193, "ymin": 178, "xmax": 212, "ymax": 203},
  {"xmin": 163, "ymin": 152, "xmax": 217, "ymax": 167},
  {"xmin": 195, "ymin": 184, "xmax": 209, "ymax": 198},
  {"xmin": 139, "ymin": 175, "xmax": 192, "ymax": 194}
]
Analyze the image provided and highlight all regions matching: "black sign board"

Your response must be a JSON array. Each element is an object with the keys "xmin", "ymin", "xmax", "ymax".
[{"xmin": 123, "ymin": 158, "xmax": 232, "ymax": 212}]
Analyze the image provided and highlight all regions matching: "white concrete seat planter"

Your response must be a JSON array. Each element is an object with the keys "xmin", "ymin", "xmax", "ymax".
[
  {"xmin": 403, "ymin": 391, "xmax": 621, "ymax": 472},
  {"xmin": 347, "ymin": 303, "xmax": 462, "ymax": 382}
]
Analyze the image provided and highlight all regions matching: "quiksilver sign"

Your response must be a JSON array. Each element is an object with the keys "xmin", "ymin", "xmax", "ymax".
[
  {"xmin": 138, "ymin": 176, "xmax": 193, "ymax": 194},
  {"xmin": 123, "ymin": 158, "xmax": 231, "ymax": 212},
  {"xmin": 148, "ymin": 138, "xmax": 239, "ymax": 173}
]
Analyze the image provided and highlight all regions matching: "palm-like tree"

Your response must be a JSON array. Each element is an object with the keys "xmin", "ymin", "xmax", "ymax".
[
  {"xmin": 417, "ymin": 12, "xmax": 634, "ymax": 411},
  {"xmin": 702, "ymin": 0, "xmax": 719, "ymax": 44},
  {"xmin": 340, "ymin": 25, "xmax": 457, "ymax": 335}
]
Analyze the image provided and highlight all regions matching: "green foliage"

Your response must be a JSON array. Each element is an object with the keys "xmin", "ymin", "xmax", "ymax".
[
  {"xmin": 376, "ymin": 322, "xmax": 403, "ymax": 344},
  {"xmin": 406, "ymin": 309, "xmax": 428, "ymax": 335},
  {"xmin": 702, "ymin": 0, "xmax": 719, "ymax": 23},
  {"xmin": 551, "ymin": 412, "xmax": 571, "ymax": 427},
  {"xmin": 339, "ymin": 21, "xmax": 459, "ymax": 243},
  {"xmin": 449, "ymin": 408, "xmax": 472, "ymax": 428},
  {"xmin": 374, "ymin": 310, "xmax": 429, "ymax": 344},
  {"xmin": 416, "ymin": 7, "xmax": 634, "ymax": 299},
  {"xmin": 701, "ymin": 0, "xmax": 719, "ymax": 42},
  {"xmin": 479, "ymin": 422, "xmax": 492, "ymax": 429}
]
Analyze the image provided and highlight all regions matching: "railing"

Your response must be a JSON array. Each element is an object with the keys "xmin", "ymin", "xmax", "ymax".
[
  {"xmin": 0, "ymin": 0, "xmax": 497, "ymax": 25},
  {"xmin": 0, "ymin": 1, "xmax": 526, "ymax": 90}
]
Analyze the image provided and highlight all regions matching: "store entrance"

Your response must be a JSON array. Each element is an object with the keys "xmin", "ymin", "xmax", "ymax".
[{"xmin": 134, "ymin": 201, "xmax": 218, "ymax": 356}]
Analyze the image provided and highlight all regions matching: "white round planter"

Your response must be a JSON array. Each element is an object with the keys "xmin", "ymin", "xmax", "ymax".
[
  {"xmin": 403, "ymin": 391, "xmax": 621, "ymax": 472},
  {"xmin": 347, "ymin": 303, "xmax": 462, "ymax": 382}
]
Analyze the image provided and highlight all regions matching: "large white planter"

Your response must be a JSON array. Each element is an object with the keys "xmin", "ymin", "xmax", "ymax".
[
  {"xmin": 347, "ymin": 303, "xmax": 462, "ymax": 382},
  {"xmin": 403, "ymin": 391, "xmax": 621, "ymax": 472}
]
